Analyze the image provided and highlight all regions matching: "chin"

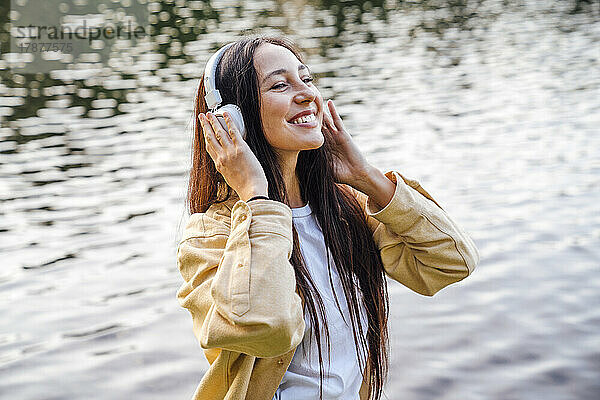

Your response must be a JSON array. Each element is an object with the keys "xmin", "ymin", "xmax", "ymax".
[{"xmin": 302, "ymin": 129, "xmax": 325, "ymax": 149}]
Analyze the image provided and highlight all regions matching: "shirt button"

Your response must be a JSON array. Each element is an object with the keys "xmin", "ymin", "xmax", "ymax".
[
  {"xmin": 237, "ymin": 263, "xmax": 244, "ymax": 268},
  {"xmin": 240, "ymin": 215, "xmax": 247, "ymax": 221},
  {"xmin": 278, "ymin": 359, "xmax": 284, "ymax": 365}
]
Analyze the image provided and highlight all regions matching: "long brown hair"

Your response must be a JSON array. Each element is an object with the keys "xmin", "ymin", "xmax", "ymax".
[{"xmin": 187, "ymin": 36, "xmax": 389, "ymax": 400}]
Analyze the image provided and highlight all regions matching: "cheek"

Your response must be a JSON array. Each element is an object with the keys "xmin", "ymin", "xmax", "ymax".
[
  {"xmin": 261, "ymin": 93, "xmax": 287, "ymax": 113},
  {"xmin": 313, "ymin": 90, "xmax": 324, "ymax": 116},
  {"xmin": 316, "ymin": 89, "xmax": 323, "ymax": 103},
  {"xmin": 260, "ymin": 96, "xmax": 288, "ymax": 130}
]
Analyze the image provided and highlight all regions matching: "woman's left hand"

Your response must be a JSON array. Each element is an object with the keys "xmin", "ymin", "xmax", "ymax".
[{"xmin": 322, "ymin": 99, "xmax": 372, "ymax": 187}]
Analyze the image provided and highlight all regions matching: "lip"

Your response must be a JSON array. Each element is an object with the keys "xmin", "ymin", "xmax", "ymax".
[
  {"xmin": 287, "ymin": 109, "xmax": 319, "ymax": 129},
  {"xmin": 289, "ymin": 119, "xmax": 318, "ymax": 128},
  {"xmin": 287, "ymin": 109, "xmax": 316, "ymax": 123}
]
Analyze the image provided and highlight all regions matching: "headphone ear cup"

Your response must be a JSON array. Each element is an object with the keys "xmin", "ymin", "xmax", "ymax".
[{"xmin": 215, "ymin": 104, "xmax": 246, "ymax": 140}]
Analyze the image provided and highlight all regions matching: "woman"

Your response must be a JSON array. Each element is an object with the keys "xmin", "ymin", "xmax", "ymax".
[{"xmin": 176, "ymin": 36, "xmax": 479, "ymax": 400}]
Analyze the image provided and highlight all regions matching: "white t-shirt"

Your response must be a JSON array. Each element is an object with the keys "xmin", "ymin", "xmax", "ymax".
[{"xmin": 273, "ymin": 202, "xmax": 369, "ymax": 400}]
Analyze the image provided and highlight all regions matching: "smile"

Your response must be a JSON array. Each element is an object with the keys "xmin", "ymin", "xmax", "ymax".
[{"xmin": 289, "ymin": 114, "xmax": 316, "ymax": 125}]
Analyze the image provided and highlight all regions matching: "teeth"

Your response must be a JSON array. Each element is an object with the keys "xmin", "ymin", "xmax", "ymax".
[{"xmin": 290, "ymin": 114, "xmax": 316, "ymax": 124}]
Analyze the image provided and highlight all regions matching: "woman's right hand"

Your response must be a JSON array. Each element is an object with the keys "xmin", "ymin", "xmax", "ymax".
[{"xmin": 199, "ymin": 111, "xmax": 269, "ymax": 201}]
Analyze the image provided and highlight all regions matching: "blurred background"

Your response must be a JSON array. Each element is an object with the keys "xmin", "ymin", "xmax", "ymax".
[{"xmin": 1, "ymin": 0, "xmax": 599, "ymax": 399}]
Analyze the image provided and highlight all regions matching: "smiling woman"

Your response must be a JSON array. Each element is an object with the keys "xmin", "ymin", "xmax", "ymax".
[
  {"xmin": 254, "ymin": 42, "xmax": 326, "ymax": 196},
  {"xmin": 176, "ymin": 36, "xmax": 480, "ymax": 400}
]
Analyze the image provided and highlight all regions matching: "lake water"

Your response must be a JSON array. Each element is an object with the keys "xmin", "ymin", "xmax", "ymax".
[{"xmin": 1, "ymin": 0, "xmax": 599, "ymax": 399}]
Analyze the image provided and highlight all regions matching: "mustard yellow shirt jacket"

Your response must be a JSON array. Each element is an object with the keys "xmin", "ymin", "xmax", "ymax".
[{"xmin": 176, "ymin": 170, "xmax": 480, "ymax": 400}]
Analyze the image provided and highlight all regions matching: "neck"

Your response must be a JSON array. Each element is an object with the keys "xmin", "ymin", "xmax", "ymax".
[{"xmin": 278, "ymin": 150, "xmax": 305, "ymax": 208}]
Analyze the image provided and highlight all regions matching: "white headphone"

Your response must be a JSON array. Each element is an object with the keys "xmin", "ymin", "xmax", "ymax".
[{"xmin": 203, "ymin": 43, "xmax": 247, "ymax": 139}]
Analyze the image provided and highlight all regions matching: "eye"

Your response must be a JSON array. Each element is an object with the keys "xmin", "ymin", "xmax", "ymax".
[
  {"xmin": 303, "ymin": 76, "xmax": 314, "ymax": 84},
  {"xmin": 271, "ymin": 82, "xmax": 287, "ymax": 90}
]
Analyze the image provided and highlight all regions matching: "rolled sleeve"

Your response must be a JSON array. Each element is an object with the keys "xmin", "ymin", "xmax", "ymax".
[
  {"xmin": 350, "ymin": 170, "xmax": 479, "ymax": 296},
  {"xmin": 176, "ymin": 198, "xmax": 305, "ymax": 358}
]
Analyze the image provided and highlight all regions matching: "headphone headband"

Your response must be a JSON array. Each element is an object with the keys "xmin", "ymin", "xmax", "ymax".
[{"xmin": 203, "ymin": 42, "xmax": 234, "ymax": 111}]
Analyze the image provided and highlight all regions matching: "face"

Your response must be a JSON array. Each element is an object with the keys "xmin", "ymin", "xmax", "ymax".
[{"xmin": 254, "ymin": 43, "xmax": 324, "ymax": 156}]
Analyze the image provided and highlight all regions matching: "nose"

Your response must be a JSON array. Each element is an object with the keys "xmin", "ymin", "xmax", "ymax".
[{"xmin": 294, "ymin": 81, "xmax": 316, "ymax": 104}]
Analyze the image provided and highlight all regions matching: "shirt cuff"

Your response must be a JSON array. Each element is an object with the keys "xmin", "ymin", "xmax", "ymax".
[
  {"xmin": 232, "ymin": 198, "xmax": 293, "ymax": 238},
  {"xmin": 365, "ymin": 170, "xmax": 423, "ymax": 229}
]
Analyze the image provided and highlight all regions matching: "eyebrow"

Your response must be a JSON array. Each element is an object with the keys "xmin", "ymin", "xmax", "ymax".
[{"xmin": 261, "ymin": 64, "xmax": 309, "ymax": 84}]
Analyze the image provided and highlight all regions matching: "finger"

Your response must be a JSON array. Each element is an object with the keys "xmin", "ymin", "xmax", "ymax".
[
  {"xmin": 223, "ymin": 112, "xmax": 241, "ymax": 143},
  {"xmin": 320, "ymin": 102, "xmax": 333, "ymax": 128},
  {"xmin": 322, "ymin": 106, "xmax": 334, "ymax": 131},
  {"xmin": 327, "ymin": 100, "xmax": 345, "ymax": 131},
  {"xmin": 207, "ymin": 112, "xmax": 232, "ymax": 147},
  {"xmin": 199, "ymin": 113, "xmax": 221, "ymax": 150},
  {"xmin": 204, "ymin": 113, "xmax": 225, "ymax": 145}
]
